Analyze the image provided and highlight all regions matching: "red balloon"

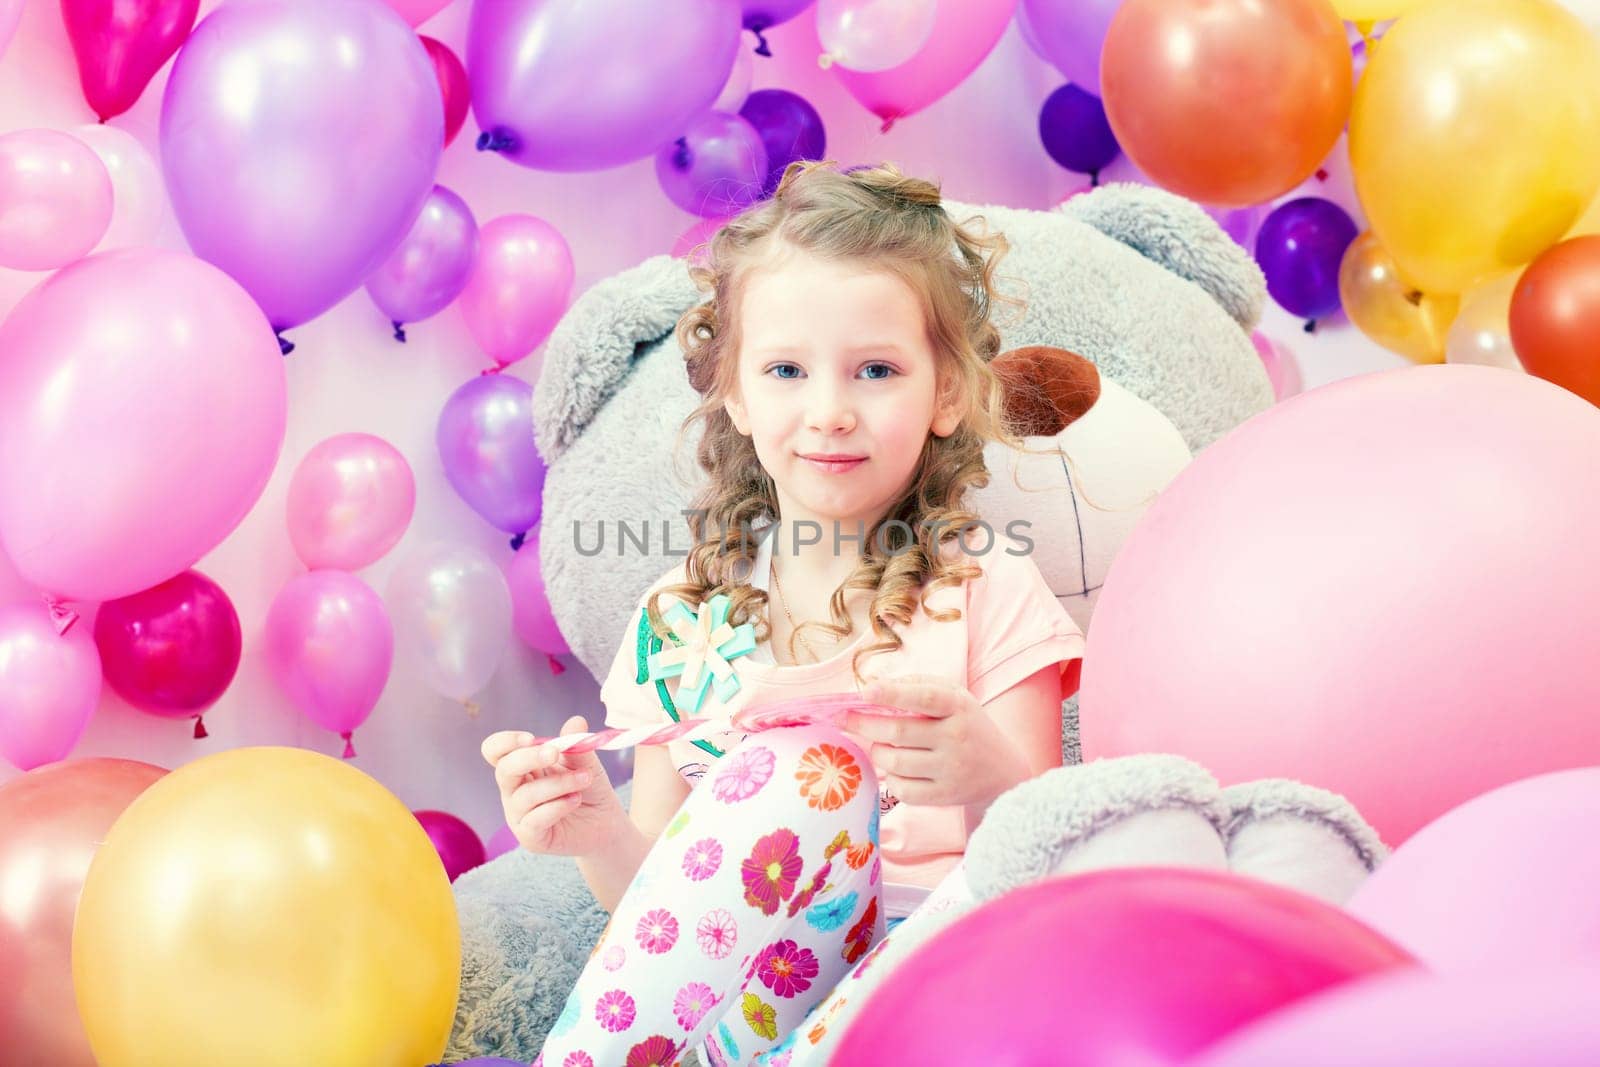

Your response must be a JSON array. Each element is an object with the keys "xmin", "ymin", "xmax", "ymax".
[
  {"xmin": 1100, "ymin": 0, "xmax": 1352, "ymax": 207},
  {"xmin": 414, "ymin": 809, "xmax": 487, "ymax": 882},
  {"xmin": 61, "ymin": 0, "xmax": 201, "ymax": 123},
  {"xmin": 1509, "ymin": 235, "xmax": 1600, "ymax": 407},
  {"xmin": 834, "ymin": 867, "xmax": 1414, "ymax": 1065},
  {"xmin": 421, "ymin": 35, "xmax": 469, "ymax": 148},
  {"xmin": 0, "ymin": 758, "xmax": 167, "ymax": 1067},
  {"xmin": 92, "ymin": 569, "xmax": 241, "ymax": 731}
]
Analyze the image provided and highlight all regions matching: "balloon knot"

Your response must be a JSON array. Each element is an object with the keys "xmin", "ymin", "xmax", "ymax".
[
  {"xmin": 462, "ymin": 699, "xmax": 481, "ymax": 719},
  {"xmin": 547, "ymin": 653, "xmax": 567, "ymax": 677},
  {"xmin": 476, "ymin": 128, "xmax": 518, "ymax": 154},
  {"xmin": 1089, "ymin": 170, "xmax": 1100, "ymax": 188},
  {"xmin": 1402, "ymin": 289, "xmax": 1424, "ymax": 307},
  {"xmin": 510, "ymin": 531, "xmax": 527, "ymax": 552},
  {"xmin": 879, "ymin": 117, "xmax": 896, "ymax": 134},
  {"xmin": 750, "ymin": 25, "xmax": 773, "ymax": 57},
  {"xmin": 277, "ymin": 333, "xmax": 295, "ymax": 356},
  {"xmin": 818, "ymin": 53, "xmax": 834, "ymax": 70},
  {"xmin": 340, "ymin": 731, "xmax": 356, "ymax": 759},
  {"xmin": 1303, "ymin": 318, "xmax": 1318, "ymax": 334},
  {"xmin": 480, "ymin": 361, "xmax": 508, "ymax": 377},
  {"xmin": 1315, "ymin": 168, "xmax": 1329, "ymax": 182},
  {"xmin": 42, "ymin": 596, "xmax": 78, "ymax": 635},
  {"xmin": 392, "ymin": 321, "xmax": 407, "ymax": 343},
  {"xmin": 673, "ymin": 137, "xmax": 692, "ymax": 171},
  {"xmin": 193, "ymin": 715, "xmax": 209, "ymax": 740}
]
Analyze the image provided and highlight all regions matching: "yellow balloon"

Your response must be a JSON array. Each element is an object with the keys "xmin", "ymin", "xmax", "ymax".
[
  {"xmin": 72, "ymin": 748, "xmax": 460, "ymax": 1067},
  {"xmin": 1445, "ymin": 270, "xmax": 1523, "ymax": 370},
  {"xmin": 1339, "ymin": 232, "xmax": 1460, "ymax": 363},
  {"xmin": 1349, "ymin": 0, "xmax": 1600, "ymax": 294},
  {"xmin": 1334, "ymin": 0, "xmax": 1426, "ymax": 25}
]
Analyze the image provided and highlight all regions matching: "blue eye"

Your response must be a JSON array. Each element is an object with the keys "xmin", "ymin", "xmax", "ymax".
[
  {"xmin": 860, "ymin": 363, "xmax": 896, "ymax": 381},
  {"xmin": 769, "ymin": 364, "xmax": 803, "ymax": 380}
]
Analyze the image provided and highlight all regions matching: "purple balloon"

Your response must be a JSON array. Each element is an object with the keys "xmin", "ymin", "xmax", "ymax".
[
  {"xmin": 740, "ymin": 88, "xmax": 826, "ymax": 196},
  {"xmin": 160, "ymin": 0, "xmax": 443, "ymax": 337},
  {"xmin": 742, "ymin": 0, "xmax": 815, "ymax": 55},
  {"xmin": 365, "ymin": 185, "xmax": 478, "ymax": 341},
  {"xmin": 1038, "ymin": 83, "xmax": 1119, "ymax": 179},
  {"xmin": 1022, "ymin": 0, "xmax": 1123, "ymax": 92},
  {"xmin": 1255, "ymin": 197, "xmax": 1358, "ymax": 323},
  {"xmin": 414, "ymin": 809, "xmax": 487, "ymax": 882},
  {"xmin": 437, "ymin": 375, "xmax": 547, "ymax": 537},
  {"xmin": 468, "ymin": 0, "xmax": 741, "ymax": 172},
  {"xmin": 656, "ymin": 111, "xmax": 769, "ymax": 218}
]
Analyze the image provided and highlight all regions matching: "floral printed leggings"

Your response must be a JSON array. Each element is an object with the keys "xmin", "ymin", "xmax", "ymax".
[{"xmin": 536, "ymin": 725, "xmax": 886, "ymax": 1067}]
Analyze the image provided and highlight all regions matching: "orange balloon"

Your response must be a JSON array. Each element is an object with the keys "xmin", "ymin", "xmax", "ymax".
[
  {"xmin": 1509, "ymin": 235, "xmax": 1600, "ymax": 406},
  {"xmin": 1101, "ymin": 0, "xmax": 1352, "ymax": 208},
  {"xmin": 0, "ymin": 759, "xmax": 167, "ymax": 1067},
  {"xmin": 1338, "ymin": 232, "xmax": 1459, "ymax": 364}
]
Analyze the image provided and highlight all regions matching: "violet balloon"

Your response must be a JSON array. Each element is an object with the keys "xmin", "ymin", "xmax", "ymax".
[
  {"xmin": 743, "ymin": 0, "xmax": 814, "ymax": 31},
  {"xmin": 467, "ymin": 0, "xmax": 742, "ymax": 172},
  {"xmin": 457, "ymin": 215, "xmax": 575, "ymax": 367},
  {"xmin": 421, "ymin": 36, "xmax": 470, "ymax": 148},
  {"xmin": 414, "ymin": 809, "xmax": 488, "ymax": 882},
  {"xmin": 263, "ymin": 571, "xmax": 394, "ymax": 759},
  {"xmin": 61, "ymin": 0, "xmax": 199, "ymax": 122},
  {"xmin": 160, "ymin": 0, "xmax": 443, "ymax": 335},
  {"xmin": 1039, "ymin": 83, "xmax": 1120, "ymax": 179},
  {"xmin": 365, "ymin": 185, "xmax": 479, "ymax": 341},
  {"xmin": 286, "ymin": 433, "xmax": 417, "ymax": 572},
  {"xmin": 656, "ymin": 111, "xmax": 769, "ymax": 218},
  {"xmin": 385, "ymin": 543, "xmax": 513, "ymax": 703},
  {"xmin": 505, "ymin": 528, "xmax": 570, "ymax": 655},
  {"xmin": 0, "ymin": 129, "xmax": 113, "ymax": 271},
  {"xmin": 0, "ymin": 249, "xmax": 286, "ymax": 604},
  {"xmin": 92, "ymin": 570, "xmax": 241, "ymax": 728},
  {"xmin": 1022, "ymin": 0, "xmax": 1123, "ymax": 92},
  {"xmin": 1255, "ymin": 196, "xmax": 1358, "ymax": 323},
  {"xmin": 740, "ymin": 88, "xmax": 827, "ymax": 196},
  {"xmin": 0, "ymin": 602, "xmax": 103, "ymax": 772},
  {"xmin": 437, "ymin": 375, "xmax": 548, "ymax": 536}
]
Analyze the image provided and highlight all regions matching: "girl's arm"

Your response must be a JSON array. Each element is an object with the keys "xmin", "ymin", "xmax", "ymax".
[
  {"xmin": 576, "ymin": 745, "xmax": 691, "ymax": 912},
  {"xmin": 961, "ymin": 663, "xmax": 1066, "ymax": 825}
]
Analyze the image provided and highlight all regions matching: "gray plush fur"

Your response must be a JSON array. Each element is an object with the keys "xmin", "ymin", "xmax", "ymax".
[{"xmin": 1221, "ymin": 778, "xmax": 1390, "ymax": 872}]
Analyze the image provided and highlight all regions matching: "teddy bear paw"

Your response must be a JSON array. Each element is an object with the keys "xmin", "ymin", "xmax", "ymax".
[{"xmin": 1220, "ymin": 779, "xmax": 1389, "ymax": 906}]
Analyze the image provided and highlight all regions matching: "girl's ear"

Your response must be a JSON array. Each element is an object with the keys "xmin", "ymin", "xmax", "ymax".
[
  {"xmin": 931, "ymin": 373, "xmax": 966, "ymax": 437},
  {"xmin": 724, "ymin": 389, "xmax": 751, "ymax": 435}
]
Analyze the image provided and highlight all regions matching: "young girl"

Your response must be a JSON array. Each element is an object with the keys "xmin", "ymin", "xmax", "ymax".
[{"xmin": 483, "ymin": 160, "xmax": 1085, "ymax": 1066}]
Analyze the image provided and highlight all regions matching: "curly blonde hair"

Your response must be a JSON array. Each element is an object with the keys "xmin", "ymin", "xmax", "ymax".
[{"xmin": 646, "ymin": 159, "xmax": 1028, "ymax": 683}]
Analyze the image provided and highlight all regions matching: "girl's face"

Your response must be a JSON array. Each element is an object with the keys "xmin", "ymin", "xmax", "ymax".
[{"xmin": 724, "ymin": 248, "xmax": 962, "ymax": 539}]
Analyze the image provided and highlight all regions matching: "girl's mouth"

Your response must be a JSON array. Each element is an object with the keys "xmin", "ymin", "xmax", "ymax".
[{"xmin": 801, "ymin": 455, "xmax": 866, "ymax": 473}]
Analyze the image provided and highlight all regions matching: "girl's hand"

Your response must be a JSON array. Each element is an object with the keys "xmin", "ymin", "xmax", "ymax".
[
  {"xmin": 844, "ymin": 675, "xmax": 1030, "ymax": 811},
  {"xmin": 481, "ymin": 716, "xmax": 630, "ymax": 858}
]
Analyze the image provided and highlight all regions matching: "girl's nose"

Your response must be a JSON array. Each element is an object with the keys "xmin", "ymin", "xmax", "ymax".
[{"xmin": 805, "ymin": 382, "xmax": 857, "ymax": 435}]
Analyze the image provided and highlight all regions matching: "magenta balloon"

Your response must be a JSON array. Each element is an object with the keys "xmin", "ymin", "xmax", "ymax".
[
  {"xmin": 0, "ymin": 249, "xmax": 285, "ymax": 604},
  {"xmin": 92, "ymin": 570, "xmax": 241, "ymax": 717},
  {"xmin": 383, "ymin": 0, "xmax": 450, "ymax": 27},
  {"xmin": 457, "ymin": 214, "xmax": 575, "ymax": 367},
  {"xmin": 485, "ymin": 822, "xmax": 518, "ymax": 859},
  {"xmin": 833, "ymin": 867, "xmax": 1414, "ymax": 1065},
  {"xmin": 654, "ymin": 111, "xmax": 769, "ymax": 218},
  {"xmin": 466, "ymin": 0, "xmax": 741, "ymax": 172},
  {"xmin": 286, "ymin": 433, "xmax": 417, "ymax": 571},
  {"xmin": 414, "ymin": 809, "xmax": 487, "ymax": 882},
  {"xmin": 505, "ymin": 528, "xmax": 569, "ymax": 655},
  {"xmin": 263, "ymin": 571, "xmax": 393, "ymax": 751},
  {"xmin": 436, "ymin": 375, "xmax": 548, "ymax": 535},
  {"xmin": 160, "ymin": 0, "xmax": 443, "ymax": 332},
  {"xmin": 0, "ymin": 603, "xmax": 102, "ymax": 772},
  {"xmin": 0, "ymin": 129, "xmax": 113, "ymax": 271},
  {"xmin": 832, "ymin": 0, "xmax": 1015, "ymax": 128},
  {"xmin": 364, "ymin": 184, "xmax": 478, "ymax": 338},
  {"xmin": 61, "ymin": 0, "xmax": 200, "ymax": 122},
  {"xmin": 1020, "ymin": 0, "xmax": 1122, "ymax": 92}
]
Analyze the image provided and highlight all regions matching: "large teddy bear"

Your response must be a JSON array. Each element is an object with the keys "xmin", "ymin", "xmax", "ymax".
[{"xmin": 443, "ymin": 184, "xmax": 1385, "ymax": 1063}]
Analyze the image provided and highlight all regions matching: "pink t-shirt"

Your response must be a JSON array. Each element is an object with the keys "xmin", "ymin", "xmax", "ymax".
[{"xmin": 599, "ymin": 529, "xmax": 1085, "ymax": 916}]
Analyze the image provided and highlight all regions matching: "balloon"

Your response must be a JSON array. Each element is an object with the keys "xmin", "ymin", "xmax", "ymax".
[
  {"xmin": 1020, "ymin": 0, "xmax": 1122, "ymax": 92},
  {"xmin": 1100, "ymin": 0, "xmax": 1351, "ymax": 208},
  {"xmin": 1194, "ymin": 965, "xmax": 1600, "ymax": 1067},
  {"xmin": 1038, "ymin": 83, "xmax": 1119, "ymax": 179},
  {"xmin": 655, "ymin": 111, "xmax": 769, "ymax": 218},
  {"xmin": 0, "ymin": 0, "xmax": 19, "ymax": 61},
  {"xmin": 286, "ymin": 434, "xmax": 417, "ymax": 572},
  {"xmin": 0, "ymin": 249, "xmax": 285, "ymax": 603},
  {"xmin": 1509, "ymin": 236, "xmax": 1600, "ymax": 406},
  {"xmin": 61, "ymin": 0, "xmax": 199, "ymax": 122},
  {"xmin": 485, "ymin": 822, "xmax": 519, "ymax": 859},
  {"xmin": 0, "ymin": 129, "xmax": 112, "ymax": 271},
  {"xmin": 1208, "ymin": 202, "xmax": 1267, "ymax": 251},
  {"xmin": 1556, "ymin": 0, "xmax": 1600, "ymax": 25},
  {"xmin": 364, "ymin": 184, "xmax": 478, "ymax": 339},
  {"xmin": 384, "ymin": 0, "xmax": 450, "ymax": 27},
  {"xmin": 743, "ymin": 0, "xmax": 815, "ymax": 32},
  {"xmin": 457, "ymin": 215, "xmax": 575, "ymax": 368},
  {"xmin": 1349, "ymin": 0, "xmax": 1600, "ymax": 295},
  {"xmin": 263, "ymin": 571, "xmax": 394, "ymax": 757},
  {"xmin": 1256, "ymin": 197, "xmax": 1358, "ymax": 323},
  {"xmin": 414, "ymin": 809, "xmax": 488, "ymax": 882},
  {"xmin": 1250, "ymin": 332, "xmax": 1303, "ymax": 402},
  {"xmin": 672, "ymin": 215, "xmax": 733, "ymax": 265},
  {"xmin": 1332, "ymin": 0, "xmax": 1425, "ymax": 23},
  {"xmin": 0, "ymin": 758, "xmax": 167, "ymax": 1067},
  {"xmin": 1345, "ymin": 767, "xmax": 1600, "ymax": 973},
  {"xmin": 72, "ymin": 747, "xmax": 459, "ymax": 1066},
  {"xmin": 505, "ymin": 529, "xmax": 570, "ymax": 656},
  {"xmin": 160, "ymin": 0, "xmax": 443, "ymax": 333},
  {"xmin": 1080, "ymin": 364, "xmax": 1600, "ymax": 845},
  {"xmin": 740, "ymin": 88, "xmax": 827, "ymax": 197},
  {"xmin": 467, "ymin": 0, "xmax": 741, "ymax": 172},
  {"xmin": 69, "ymin": 124, "xmax": 165, "ymax": 253},
  {"xmin": 816, "ymin": 0, "xmax": 938, "ymax": 72},
  {"xmin": 1445, "ymin": 271, "xmax": 1522, "ymax": 371},
  {"xmin": 1338, "ymin": 231, "xmax": 1459, "ymax": 364},
  {"xmin": 420, "ymin": 36, "xmax": 469, "ymax": 147},
  {"xmin": 437, "ymin": 375, "xmax": 548, "ymax": 536},
  {"xmin": 713, "ymin": 33, "xmax": 756, "ymax": 112},
  {"xmin": 831, "ymin": 0, "xmax": 1015, "ymax": 130},
  {"xmin": 0, "ymin": 603, "xmax": 101, "ymax": 772},
  {"xmin": 833, "ymin": 867, "xmax": 1412, "ymax": 1064},
  {"xmin": 92, "ymin": 570, "xmax": 241, "ymax": 730},
  {"xmin": 385, "ymin": 543, "xmax": 512, "ymax": 702}
]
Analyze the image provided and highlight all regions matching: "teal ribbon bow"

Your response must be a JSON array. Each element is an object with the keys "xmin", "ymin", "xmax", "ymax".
[{"xmin": 645, "ymin": 593, "xmax": 757, "ymax": 715}]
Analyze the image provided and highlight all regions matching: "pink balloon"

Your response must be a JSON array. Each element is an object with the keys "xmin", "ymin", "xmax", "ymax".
[
  {"xmin": 92, "ymin": 570, "xmax": 241, "ymax": 727},
  {"xmin": 0, "ymin": 0, "xmax": 20, "ymax": 62},
  {"xmin": 0, "ymin": 249, "xmax": 286, "ymax": 604},
  {"xmin": 1346, "ymin": 767, "xmax": 1600, "ymax": 974},
  {"xmin": 70, "ymin": 125, "xmax": 166, "ymax": 253},
  {"xmin": 0, "ymin": 129, "xmax": 113, "ymax": 271},
  {"xmin": 504, "ymin": 529, "xmax": 570, "ymax": 656},
  {"xmin": 671, "ymin": 215, "xmax": 733, "ymax": 264},
  {"xmin": 286, "ymin": 434, "xmax": 416, "ymax": 571},
  {"xmin": 420, "ymin": 35, "xmax": 469, "ymax": 147},
  {"xmin": 834, "ymin": 867, "xmax": 1413, "ymax": 1064},
  {"xmin": 458, "ymin": 215, "xmax": 575, "ymax": 369},
  {"xmin": 61, "ymin": 0, "xmax": 199, "ymax": 122},
  {"xmin": 384, "ymin": 0, "xmax": 450, "ymax": 27},
  {"xmin": 0, "ymin": 602, "xmax": 102, "ymax": 772},
  {"xmin": 263, "ymin": 571, "xmax": 393, "ymax": 758},
  {"xmin": 1250, "ymin": 331, "xmax": 1304, "ymax": 401},
  {"xmin": 413, "ymin": 809, "xmax": 487, "ymax": 882},
  {"xmin": 1081, "ymin": 364, "xmax": 1600, "ymax": 845},
  {"xmin": 485, "ymin": 822, "xmax": 518, "ymax": 859},
  {"xmin": 830, "ymin": 0, "xmax": 1016, "ymax": 129}
]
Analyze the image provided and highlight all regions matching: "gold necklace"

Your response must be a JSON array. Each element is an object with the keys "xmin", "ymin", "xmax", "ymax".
[{"xmin": 768, "ymin": 561, "xmax": 820, "ymax": 664}]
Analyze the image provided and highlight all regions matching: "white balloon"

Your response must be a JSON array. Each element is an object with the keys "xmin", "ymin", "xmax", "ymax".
[
  {"xmin": 816, "ymin": 0, "xmax": 937, "ymax": 72},
  {"xmin": 70, "ymin": 124, "xmax": 165, "ymax": 252},
  {"xmin": 385, "ymin": 542, "xmax": 513, "ymax": 703}
]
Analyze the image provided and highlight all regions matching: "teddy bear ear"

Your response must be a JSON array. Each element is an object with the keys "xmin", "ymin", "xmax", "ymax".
[{"xmin": 992, "ymin": 345, "xmax": 1102, "ymax": 437}]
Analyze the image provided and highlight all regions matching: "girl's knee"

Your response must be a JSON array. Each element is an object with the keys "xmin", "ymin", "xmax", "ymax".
[{"xmin": 717, "ymin": 726, "xmax": 879, "ymax": 818}]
